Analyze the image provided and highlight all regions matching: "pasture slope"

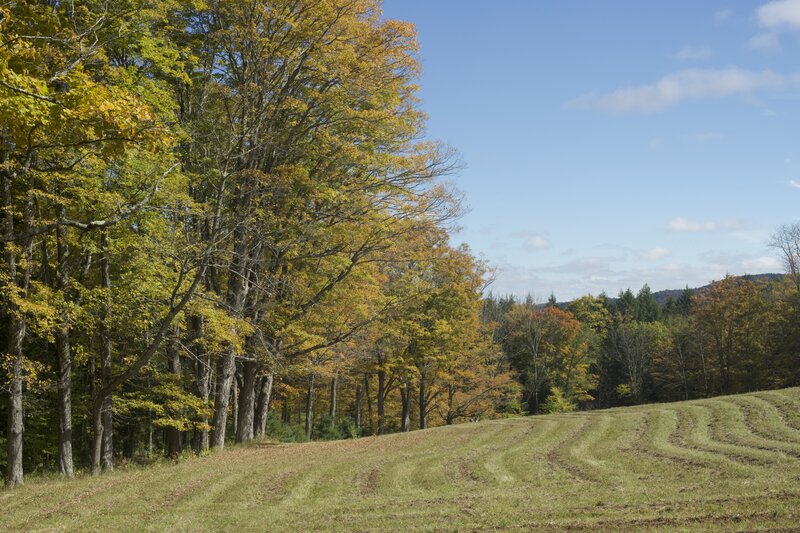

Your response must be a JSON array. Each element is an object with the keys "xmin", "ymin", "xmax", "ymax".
[{"xmin": 3, "ymin": 388, "xmax": 800, "ymax": 532}]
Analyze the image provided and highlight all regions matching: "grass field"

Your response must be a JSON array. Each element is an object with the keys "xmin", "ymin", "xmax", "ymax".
[{"xmin": 3, "ymin": 388, "xmax": 800, "ymax": 532}]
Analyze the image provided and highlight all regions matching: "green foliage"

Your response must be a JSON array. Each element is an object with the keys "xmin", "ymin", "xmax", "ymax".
[
  {"xmin": 264, "ymin": 416, "xmax": 309, "ymax": 443},
  {"xmin": 312, "ymin": 415, "xmax": 361, "ymax": 441},
  {"xmin": 541, "ymin": 387, "xmax": 577, "ymax": 413}
]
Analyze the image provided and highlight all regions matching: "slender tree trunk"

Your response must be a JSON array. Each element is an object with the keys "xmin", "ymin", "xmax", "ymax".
[
  {"xmin": 364, "ymin": 373, "xmax": 373, "ymax": 435},
  {"xmin": 190, "ymin": 315, "xmax": 210, "ymax": 451},
  {"xmin": 148, "ymin": 414, "xmax": 154, "ymax": 457},
  {"xmin": 231, "ymin": 379, "xmax": 239, "ymax": 439},
  {"xmin": 99, "ymin": 230, "xmax": 113, "ymax": 472},
  {"xmin": 377, "ymin": 370, "xmax": 386, "ymax": 435},
  {"xmin": 235, "ymin": 359, "xmax": 258, "ymax": 443},
  {"xmin": 446, "ymin": 385, "xmax": 455, "ymax": 425},
  {"xmin": 254, "ymin": 374, "xmax": 273, "ymax": 437},
  {"xmin": 55, "ymin": 328, "xmax": 74, "ymax": 476},
  {"xmin": 166, "ymin": 330, "xmax": 182, "ymax": 458},
  {"xmin": 418, "ymin": 375, "xmax": 427, "ymax": 430},
  {"xmin": 281, "ymin": 395, "xmax": 289, "ymax": 423},
  {"xmin": 5, "ymin": 312, "xmax": 25, "ymax": 487},
  {"xmin": 329, "ymin": 374, "xmax": 337, "ymax": 422},
  {"xmin": 211, "ymin": 347, "xmax": 236, "ymax": 449},
  {"xmin": 4, "ymin": 170, "xmax": 31, "ymax": 487},
  {"xmin": 305, "ymin": 373, "xmax": 315, "ymax": 439},
  {"xmin": 90, "ymin": 403, "xmax": 103, "ymax": 476},
  {"xmin": 354, "ymin": 383, "xmax": 362, "ymax": 432},
  {"xmin": 54, "ymin": 216, "xmax": 74, "ymax": 477},
  {"xmin": 212, "ymin": 229, "xmax": 250, "ymax": 448},
  {"xmin": 400, "ymin": 383, "xmax": 411, "ymax": 432}
]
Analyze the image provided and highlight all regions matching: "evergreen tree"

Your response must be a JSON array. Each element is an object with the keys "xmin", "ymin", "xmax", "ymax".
[{"xmin": 635, "ymin": 284, "xmax": 661, "ymax": 322}]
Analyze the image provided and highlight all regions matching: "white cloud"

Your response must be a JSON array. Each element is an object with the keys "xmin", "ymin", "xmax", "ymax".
[
  {"xmin": 747, "ymin": 32, "xmax": 782, "ymax": 52},
  {"xmin": 525, "ymin": 235, "xmax": 550, "ymax": 250},
  {"xmin": 513, "ymin": 231, "xmax": 551, "ymax": 251},
  {"xmin": 539, "ymin": 256, "xmax": 619, "ymax": 276},
  {"xmin": 672, "ymin": 45, "xmax": 712, "ymax": 61},
  {"xmin": 742, "ymin": 256, "xmax": 782, "ymax": 270},
  {"xmin": 790, "ymin": 179, "xmax": 800, "ymax": 188},
  {"xmin": 757, "ymin": 0, "xmax": 800, "ymax": 29},
  {"xmin": 490, "ymin": 250, "xmax": 778, "ymax": 301},
  {"xmin": 731, "ymin": 230, "xmax": 769, "ymax": 243},
  {"xmin": 566, "ymin": 68, "xmax": 796, "ymax": 113},
  {"xmin": 666, "ymin": 217, "xmax": 746, "ymax": 232},
  {"xmin": 640, "ymin": 247, "xmax": 672, "ymax": 261}
]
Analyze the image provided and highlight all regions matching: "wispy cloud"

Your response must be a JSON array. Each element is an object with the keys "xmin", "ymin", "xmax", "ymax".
[
  {"xmin": 666, "ymin": 217, "xmax": 746, "ymax": 232},
  {"xmin": 748, "ymin": 0, "xmax": 800, "ymax": 52},
  {"xmin": 526, "ymin": 235, "xmax": 550, "ymax": 249},
  {"xmin": 743, "ymin": 256, "xmax": 782, "ymax": 270},
  {"xmin": 490, "ymin": 249, "xmax": 780, "ymax": 300},
  {"xmin": 747, "ymin": 32, "xmax": 782, "ymax": 52},
  {"xmin": 790, "ymin": 179, "xmax": 800, "ymax": 188},
  {"xmin": 538, "ymin": 256, "xmax": 619, "ymax": 276},
  {"xmin": 639, "ymin": 247, "xmax": 672, "ymax": 261},
  {"xmin": 513, "ymin": 231, "xmax": 551, "ymax": 251},
  {"xmin": 757, "ymin": 0, "xmax": 800, "ymax": 29},
  {"xmin": 672, "ymin": 45, "xmax": 712, "ymax": 61},
  {"xmin": 566, "ymin": 68, "xmax": 797, "ymax": 113}
]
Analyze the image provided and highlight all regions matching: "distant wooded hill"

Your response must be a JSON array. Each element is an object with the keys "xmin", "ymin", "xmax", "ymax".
[
  {"xmin": 648, "ymin": 273, "xmax": 784, "ymax": 306},
  {"xmin": 549, "ymin": 273, "xmax": 785, "ymax": 308}
]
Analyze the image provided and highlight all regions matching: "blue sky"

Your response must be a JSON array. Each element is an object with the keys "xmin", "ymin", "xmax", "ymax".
[{"xmin": 382, "ymin": 0, "xmax": 800, "ymax": 300}]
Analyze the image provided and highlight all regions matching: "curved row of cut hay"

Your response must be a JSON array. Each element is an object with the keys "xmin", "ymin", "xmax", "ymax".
[{"xmin": 3, "ymin": 388, "xmax": 800, "ymax": 532}]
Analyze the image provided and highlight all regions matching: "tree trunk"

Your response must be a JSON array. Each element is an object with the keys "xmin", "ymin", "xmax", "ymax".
[
  {"xmin": 90, "ymin": 402, "xmax": 103, "ymax": 476},
  {"xmin": 281, "ymin": 395, "xmax": 289, "ymax": 423},
  {"xmin": 211, "ymin": 347, "xmax": 236, "ymax": 449},
  {"xmin": 400, "ymin": 383, "xmax": 411, "ymax": 432},
  {"xmin": 377, "ymin": 370, "xmax": 386, "ymax": 435},
  {"xmin": 446, "ymin": 385, "xmax": 455, "ymax": 425},
  {"xmin": 166, "ymin": 330, "xmax": 182, "ymax": 458},
  {"xmin": 4, "ymin": 170, "xmax": 31, "ymax": 487},
  {"xmin": 235, "ymin": 359, "xmax": 258, "ymax": 443},
  {"xmin": 212, "ymin": 226, "xmax": 250, "ymax": 448},
  {"xmin": 55, "ymin": 216, "xmax": 74, "ymax": 477},
  {"xmin": 190, "ymin": 315, "xmax": 210, "ymax": 452},
  {"xmin": 354, "ymin": 383, "xmax": 362, "ymax": 432},
  {"xmin": 329, "ymin": 374, "xmax": 338, "ymax": 421},
  {"xmin": 418, "ymin": 375, "xmax": 427, "ymax": 430},
  {"xmin": 231, "ymin": 379, "xmax": 238, "ymax": 439},
  {"xmin": 5, "ymin": 313, "xmax": 25, "ymax": 487},
  {"xmin": 55, "ymin": 327, "xmax": 74, "ymax": 476},
  {"xmin": 305, "ymin": 373, "xmax": 315, "ymax": 439},
  {"xmin": 364, "ymin": 373, "xmax": 373, "ymax": 435},
  {"xmin": 99, "ymin": 230, "xmax": 113, "ymax": 472},
  {"xmin": 254, "ymin": 373, "xmax": 273, "ymax": 437}
]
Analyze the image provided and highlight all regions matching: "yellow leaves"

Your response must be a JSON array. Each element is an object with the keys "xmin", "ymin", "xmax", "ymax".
[
  {"xmin": 4, "ymin": 280, "xmax": 60, "ymax": 341},
  {"xmin": 0, "ymin": 353, "xmax": 47, "ymax": 392},
  {"xmin": 117, "ymin": 377, "xmax": 213, "ymax": 432},
  {"xmin": 188, "ymin": 301, "xmax": 252, "ymax": 356}
]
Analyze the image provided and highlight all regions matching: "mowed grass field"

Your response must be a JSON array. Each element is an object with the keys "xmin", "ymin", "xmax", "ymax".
[{"xmin": 3, "ymin": 388, "xmax": 800, "ymax": 532}]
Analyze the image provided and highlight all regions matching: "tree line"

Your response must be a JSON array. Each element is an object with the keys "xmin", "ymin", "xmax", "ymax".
[
  {"xmin": 484, "ymin": 237, "xmax": 800, "ymax": 415},
  {"xmin": 0, "ymin": 0, "xmax": 523, "ymax": 487}
]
